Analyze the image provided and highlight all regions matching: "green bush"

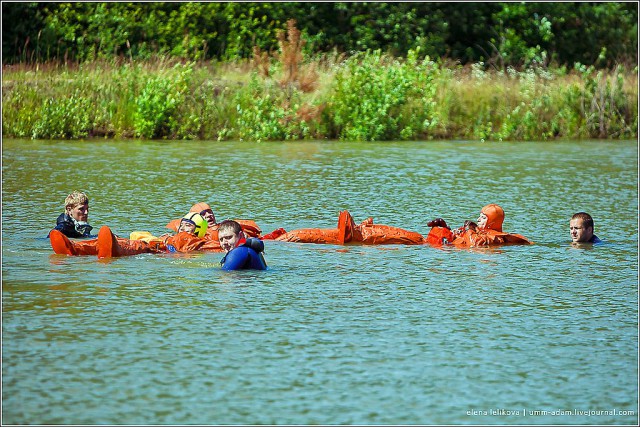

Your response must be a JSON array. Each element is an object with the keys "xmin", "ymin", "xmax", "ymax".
[
  {"xmin": 30, "ymin": 91, "xmax": 92, "ymax": 139},
  {"xmin": 132, "ymin": 62, "xmax": 193, "ymax": 139},
  {"xmin": 233, "ymin": 73, "xmax": 324, "ymax": 142},
  {"xmin": 576, "ymin": 64, "xmax": 636, "ymax": 139},
  {"xmin": 1, "ymin": 82, "xmax": 41, "ymax": 138},
  {"xmin": 330, "ymin": 51, "xmax": 403, "ymax": 141},
  {"xmin": 328, "ymin": 49, "xmax": 441, "ymax": 141}
]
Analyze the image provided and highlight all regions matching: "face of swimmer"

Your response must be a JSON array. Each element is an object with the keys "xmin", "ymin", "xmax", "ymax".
[
  {"xmin": 178, "ymin": 220, "xmax": 197, "ymax": 235},
  {"xmin": 199, "ymin": 209, "xmax": 217, "ymax": 227},
  {"xmin": 67, "ymin": 202, "xmax": 89, "ymax": 222},
  {"xmin": 569, "ymin": 218, "xmax": 594, "ymax": 243},
  {"xmin": 477, "ymin": 212, "xmax": 488, "ymax": 230},
  {"xmin": 218, "ymin": 228, "xmax": 244, "ymax": 253}
]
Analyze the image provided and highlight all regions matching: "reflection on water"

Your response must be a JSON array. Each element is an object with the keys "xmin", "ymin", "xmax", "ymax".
[{"xmin": 2, "ymin": 139, "xmax": 638, "ymax": 425}]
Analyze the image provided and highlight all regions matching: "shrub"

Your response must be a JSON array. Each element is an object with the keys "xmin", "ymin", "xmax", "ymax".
[
  {"xmin": 31, "ymin": 91, "xmax": 92, "ymax": 139},
  {"xmin": 328, "ymin": 49, "xmax": 440, "ymax": 141},
  {"xmin": 132, "ymin": 62, "xmax": 193, "ymax": 139}
]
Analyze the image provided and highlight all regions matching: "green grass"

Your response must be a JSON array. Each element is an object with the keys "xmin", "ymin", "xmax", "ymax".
[{"xmin": 2, "ymin": 53, "xmax": 637, "ymax": 141}]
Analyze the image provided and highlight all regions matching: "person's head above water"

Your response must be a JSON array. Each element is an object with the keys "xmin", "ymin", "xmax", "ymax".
[
  {"xmin": 190, "ymin": 202, "xmax": 216, "ymax": 227},
  {"xmin": 178, "ymin": 212, "xmax": 208, "ymax": 238},
  {"xmin": 570, "ymin": 212, "xmax": 595, "ymax": 243},
  {"xmin": 477, "ymin": 204, "xmax": 504, "ymax": 232},
  {"xmin": 217, "ymin": 220, "xmax": 245, "ymax": 253},
  {"xmin": 64, "ymin": 191, "xmax": 90, "ymax": 223}
]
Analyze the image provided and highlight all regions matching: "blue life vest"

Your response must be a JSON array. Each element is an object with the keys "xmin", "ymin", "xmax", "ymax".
[{"xmin": 220, "ymin": 238, "xmax": 267, "ymax": 271}]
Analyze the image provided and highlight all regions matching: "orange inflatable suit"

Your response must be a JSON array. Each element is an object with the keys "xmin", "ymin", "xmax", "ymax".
[
  {"xmin": 273, "ymin": 210, "xmax": 425, "ymax": 245},
  {"xmin": 49, "ymin": 228, "xmax": 154, "ymax": 257},
  {"xmin": 51, "ymin": 226, "xmax": 225, "ymax": 258},
  {"xmin": 352, "ymin": 216, "xmax": 425, "ymax": 245},
  {"xmin": 426, "ymin": 204, "xmax": 532, "ymax": 247},
  {"xmin": 165, "ymin": 218, "xmax": 262, "ymax": 240},
  {"xmin": 98, "ymin": 226, "xmax": 224, "ymax": 258}
]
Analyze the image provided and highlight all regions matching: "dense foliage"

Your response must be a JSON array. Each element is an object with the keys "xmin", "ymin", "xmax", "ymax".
[{"xmin": 3, "ymin": 2, "xmax": 638, "ymax": 68}]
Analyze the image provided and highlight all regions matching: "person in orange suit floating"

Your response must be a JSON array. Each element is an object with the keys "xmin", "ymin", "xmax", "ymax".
[
  {"xmin": 49, "ymin": 190, "xmax": 94, "ymax": 238},
  {"xmin": 426, "ymin": 203, "xmax": 532, "ymax": 247},
  {"xmin": 268, "ymin": 210, "xmax": 425, "ymax": 245},
  {"xmin": 165, "ymin": 202, "xmax": 280, "ymax": 242}
]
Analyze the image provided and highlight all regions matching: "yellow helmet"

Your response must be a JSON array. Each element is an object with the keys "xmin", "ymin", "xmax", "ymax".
[{"xmin": 180, "ymin": 212, "xmax": 208, "ymax": 238}]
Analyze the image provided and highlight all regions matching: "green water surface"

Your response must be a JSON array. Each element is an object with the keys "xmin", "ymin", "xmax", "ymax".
[{"xmin": 2, "ymin": 139, "xmax": 638, "ymax": 425}]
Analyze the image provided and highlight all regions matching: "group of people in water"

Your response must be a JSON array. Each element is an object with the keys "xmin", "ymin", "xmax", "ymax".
[{"xmin": 49, "ymin": 190, "xmax": 601, "ymax": 271}]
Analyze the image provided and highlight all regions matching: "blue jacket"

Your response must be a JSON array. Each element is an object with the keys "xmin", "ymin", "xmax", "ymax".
[
  {"xmin": 221, "ymin": 238, "xmax": 267, "ymax": 271},
  {"xmin": 49, "ymin": 213, "xmax": 93, "ymax": 238}
]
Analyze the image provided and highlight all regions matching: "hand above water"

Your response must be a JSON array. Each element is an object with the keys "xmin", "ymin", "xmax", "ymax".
[{"xmin": 427, "ymin": 218, "xmax": 450, "ymax": 229}]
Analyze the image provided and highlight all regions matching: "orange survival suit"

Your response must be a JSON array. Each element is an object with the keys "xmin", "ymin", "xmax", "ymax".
[
  {"xmin": 271, "ymin": 210, "xmax": 425, "ymax": 245},
  {"xmin": 165, "ymin": 201, "xmax": 266, "ymax": 243},
  {"xmin": 166, "ymin": 217, "xmax": 262, "ymax": 237},
  {"xmin": 426, "ymin": 204, "xmax": 532, "ymax": 247},
  {"xmin": 164, "ymin": 200, "xmax": 267, "ymax": 251},
  {"xmin": 50, "ymin": 226, "xmax": 226, "ymax": 258}
]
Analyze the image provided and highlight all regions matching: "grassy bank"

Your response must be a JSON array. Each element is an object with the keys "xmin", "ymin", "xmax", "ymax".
[{"xmin": 2, "ymin": 51, "xmax": 637, "ymax": 142}]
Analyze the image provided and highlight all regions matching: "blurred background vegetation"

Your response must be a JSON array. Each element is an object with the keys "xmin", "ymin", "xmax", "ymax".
[{"xmin": 3, "ymin": 2, "xmax": 637, "ymax": 68}]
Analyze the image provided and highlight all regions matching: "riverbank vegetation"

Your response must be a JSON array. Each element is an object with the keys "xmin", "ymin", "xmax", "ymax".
[
  {"xmin": 2, "ymin": 2, "xmax": 637, "ymax": 141},
  {"xmin": 4, "ymin": 46, "xmax": 636, "ymax": 141}
]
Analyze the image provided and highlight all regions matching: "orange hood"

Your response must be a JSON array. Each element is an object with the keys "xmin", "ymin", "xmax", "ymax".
[
  {"xmin": 190, "ymin": 202, "xmax": 211, "ymax": 213},
  {"xmin": 481, "ymin": 204, "xmax": 504, "ymax": 232}
]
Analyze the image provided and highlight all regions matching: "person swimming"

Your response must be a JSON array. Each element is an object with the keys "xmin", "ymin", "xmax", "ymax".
[
  {"xmin": 218, "ymin": 220, "xmax": 267, "ymax": 271},
  {"xmin": 49, "ymin": 190, "xmax": 93, "ymax": 238},
  {"xmin": 569, "ymin": 212, "xmax": 601, "ymax": 244}
]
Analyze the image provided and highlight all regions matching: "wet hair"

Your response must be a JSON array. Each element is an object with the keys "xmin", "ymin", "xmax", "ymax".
[
  {"xmin": 571, "ymin": 212, "xmax": 594, "ymax": 230},
  {"xmin": 217, "ymin": 219, "xmax": 243, "ymax": 236},
  {"xmin": 65, "ymin": 191, "xmax": 89, "ymax": 209}
]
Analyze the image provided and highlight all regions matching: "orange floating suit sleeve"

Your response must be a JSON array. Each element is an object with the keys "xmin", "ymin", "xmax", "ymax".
[
  {"xmin": 276, "ymin": 228, "xmax": 343, "ymax": 244},
  {"xmin": 261, "ymin": 228, "xmax": 287, "ymax": 240},
  {"xmin": 426, "ymin": 226, "xmax": 455, "ymax": 246}
]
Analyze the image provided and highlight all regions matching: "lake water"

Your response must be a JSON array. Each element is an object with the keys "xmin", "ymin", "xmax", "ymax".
[{"xmin": 2, "ymin": 138, "xmax": 638, "ymax": 425}]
